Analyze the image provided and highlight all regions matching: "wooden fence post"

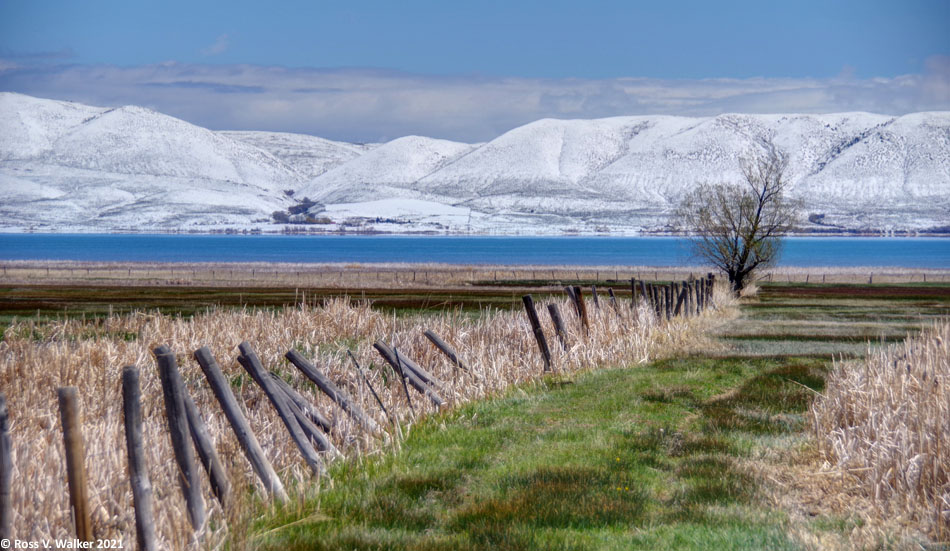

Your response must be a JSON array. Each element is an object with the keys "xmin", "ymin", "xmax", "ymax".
[
  {"xmin": 153, "ymin": 346, "xmax": 205, "ymax": 529},
  {"xmin": 193, "ymin": 347, "xmax": 288, "ymax": 502},
  {"xmin": 236, "ymin": 344, "xmax": 326, "ymax": 477},
  {"xmin": 547, "ymin": 303, "xmax": 569, "ymax": 350},
  {"xmin": 607, "ymin": 287, "xmax": 621, "ymax": 314},
  {"xmin": 268, "ymin": 375, "xmax": 333, "ymax": 433},
  {"xmin": 372, "ymin": 343, "xmax": 446, "ymax": 408},
  {"xmin": 630, "ymin": 278, "xmax": 638, "ymax": 309},
  {"xmin": 522, "ymin": 295, "xmax": 552, "ymax": 372},
  {"xmin": 0, "ymin": 392, "xmax": 12, "ymax": 542},
  {"xmin": 57, "ymin": 387, "xmax": 93, "ymax": 542},
  {"xmin": 284, "ymin": 349, "xmax": 383, "ymax": 434},
  {"xmin": 383, "ymin": 344, "xmax": 447, "ymax": 393},
  {"xmin": 423, "ymin": 330, "xmax": 470, "ymax": 373},
  {"xmin": 674, "ymin": 284, "xmax": 687, "ymax": 317},
  {"xmin": 346, "ymin": 351, "xmax": 393, "ymax": 425},
  {"xmin": 268, "ymin": 377, "xmax": 339, "ymax": 456},
  {"xmin": 121, "ymin": 367, "xmax": 158, "ymax": 551},
  {"xmin": 590, "ymin": 285, "xmax": 600, "ymax": 308},
  {"xmin": 572, "ymin": 286, "xmax": 590, "ymax": 336},
  {"xmin": 664, "ymin": 285, "xmax": 673, "ymax": 320},
  {"xmin": 182, "ymin": 393, "xmax": 230, "ymax": 506}
]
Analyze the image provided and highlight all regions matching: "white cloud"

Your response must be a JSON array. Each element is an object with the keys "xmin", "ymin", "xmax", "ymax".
[
  {"xmin": 200, "ymin": 34, "xmax": 230, "ymax": 57},
  {"xmin": 1, "ymin": 59, "xmax": 947, "ymax": 142}
]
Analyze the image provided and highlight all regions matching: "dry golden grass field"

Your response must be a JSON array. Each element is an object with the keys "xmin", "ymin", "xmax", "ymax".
[{"xmin": 0, "ymin": 264, "xmax": 947, "ymax": 550}]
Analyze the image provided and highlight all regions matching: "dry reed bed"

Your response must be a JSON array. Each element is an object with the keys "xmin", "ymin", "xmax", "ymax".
[
  {"xmin": 0, "ymin": 287, "xmax": 732, "ymax": 548},
  {"xmin": 811, "ymin": 321, "xmax": 950, "ymax": 541}
]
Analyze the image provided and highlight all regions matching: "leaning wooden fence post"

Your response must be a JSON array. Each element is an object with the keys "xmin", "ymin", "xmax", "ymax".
[
  {"xmin": 590, "ymin": 285, "xmax": 600, "ymax": 308},
  {"xmin": 522, "ymin": 295, "xmax": 552, "ymax": 372},
  {"xmin": 193, "ymin": 347, "xmax": 288, "ymax": 502},
  {"xmin": 372, "ymin": 342, "xmax": 446, "ymax": 408},
  {"xmin": 607, "ymin": 287, "xmax": 621, "ymax": 315},
  {"xmin": 346, "ymin": 351, "xmax": 393, "ymax": 425},
  {"xmin": 268, "ymin": 374, "xmax": 333, "ymax": 433},
  {"xmin": 57, "ymin": 387, "xmax": 93, "ymax": 542},
  {"xmin": 236, "ymin": 344, "xmax": 325, "ymax": 477},
  {"xmin": 182, "ymin": 393, "xmax": 230, "ymax": 506},
  {"xmin": 674, "ymin": 285, "xmax": 687, "ymax": 317},
  {"xmin": 268, "ymin": 378, "xmax": 339, "ymax": 456},
  {"xmin": 285, "ymin": 349, "xmax": 383, "ymax": 435},
  {"xmin": 153, "ymin": 346, "xmax": 206, "ymax": 530},
  {"xmin": 423, "ymin": 330, "xmax": 470, "ymax": 373},
  {"xmin": 0, "ymin": 392, "xmax": 12, "ymax": 542},
  {"xmin": 547, "ymin": 303, "xmax": 569, "ymax": 350},
  {"xmin": 121, "ymin": 367, "xmax": 158, "ymax": 551},
  {"xmin": 565, "ymin": 286, "xmax": 579, "ymax": 317}
]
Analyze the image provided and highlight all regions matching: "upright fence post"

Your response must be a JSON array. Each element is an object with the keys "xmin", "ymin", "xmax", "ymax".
[
  {"xmin": 154, "ymin": 346, "xmax": 206, "ymax": 530},
  {"xmin": 193, "ymin": 347, "xmax": 288, "ymax": 502},
  {"xmin": 522, "ymin": 295, "xmax": 552, "ymax": 372},
  {"xmin": 0, "ymin": 392, "xmax": 12, "ymax": 542},
  {"xmin": 121, "ymin": 367, "xmax": 158, "ymax": 551},
  {"xmin": 664, "ymin": 285, "xmax": 673, "ymax": 320},
  {"xmin": 573, "ymin": 286, "xmax": 590, "ymax": 335},
  {"xmin": 57, "ymin": 387, "xmax": 93, "ymax": 542}
]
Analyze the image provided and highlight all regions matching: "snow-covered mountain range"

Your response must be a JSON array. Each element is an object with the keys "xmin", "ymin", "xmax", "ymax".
[{"xmin": 1, "ymin": 92, "xmax": 947, "ymax": 234}]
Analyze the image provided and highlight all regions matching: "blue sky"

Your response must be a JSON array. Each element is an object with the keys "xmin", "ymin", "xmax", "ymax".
[{"xmin": 1, "ymin": 0, "xmax": 948, "ymax": 141}]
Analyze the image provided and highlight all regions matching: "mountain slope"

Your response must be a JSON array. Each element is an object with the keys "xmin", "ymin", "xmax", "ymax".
[
  {"xmin": 296, "ymin": 135, "xmax": 476, "ymax": 203},
  {"xmin": 303, "ymin": 112, "xmax": 950, "ymax": 232},
  {"xmin": 220, "ymin": 130, "xmax": 374, "ymax": 180},
  {"xmin": 0, "ymin": 92, "xmax": 304, "ymax": 230},
  {"xmin": 1, "ymin": 93, "xmax": 947, "ymax": 234}
]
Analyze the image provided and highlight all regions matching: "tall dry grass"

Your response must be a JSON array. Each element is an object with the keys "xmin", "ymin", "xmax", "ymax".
[
  {"xmin": 811, "ymin": 321, "xmax": 950, "ymax": 541},
  {"xmin": 0, "ymin": 287, "xmax": 733, "ymax": 548}
]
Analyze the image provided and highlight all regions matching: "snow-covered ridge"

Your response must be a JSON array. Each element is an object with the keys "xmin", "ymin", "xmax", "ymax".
[{"xmin": 1, "ymin": 92, "xmax": 948, "ymax": 234}]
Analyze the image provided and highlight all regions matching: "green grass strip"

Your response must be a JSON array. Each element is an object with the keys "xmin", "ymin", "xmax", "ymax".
[{"xmin": 251, "ymin": 356, "xmax": 828, "ymax": 551}]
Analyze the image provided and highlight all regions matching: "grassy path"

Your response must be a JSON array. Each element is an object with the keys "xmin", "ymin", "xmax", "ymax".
[{"xmin": 253, "ymin": 355, "xmax": 827, "ymax": 550}]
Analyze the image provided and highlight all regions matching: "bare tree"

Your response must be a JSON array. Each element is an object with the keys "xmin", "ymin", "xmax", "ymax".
[{"xmin": 676, "ymin": 139, "xmax": 799, "ymax": 293}]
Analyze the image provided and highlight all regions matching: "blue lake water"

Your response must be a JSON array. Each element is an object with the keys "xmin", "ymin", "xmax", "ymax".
[{"xmin": 0, "ymin": 234, "xmax": 947, "ymax": 268}]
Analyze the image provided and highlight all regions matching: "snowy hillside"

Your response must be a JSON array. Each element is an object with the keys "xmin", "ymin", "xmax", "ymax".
[
  {"xmin": 296, "ymin": 135, "xmax": 476, "ymax": 203},
  {"xmin": 0, "ymin": 92, "xmax": 299, "ymax": 230},
  {"xmin": 1, "ymin": 92, "xmax": 947, "ymax": 234},
  {"xmin": 305, "ymin": 112, "xmax": 950, "ymax": 233},
  {"xmin": 220, "ymin": 130, "xmax": 375, "ymax": 180}
]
